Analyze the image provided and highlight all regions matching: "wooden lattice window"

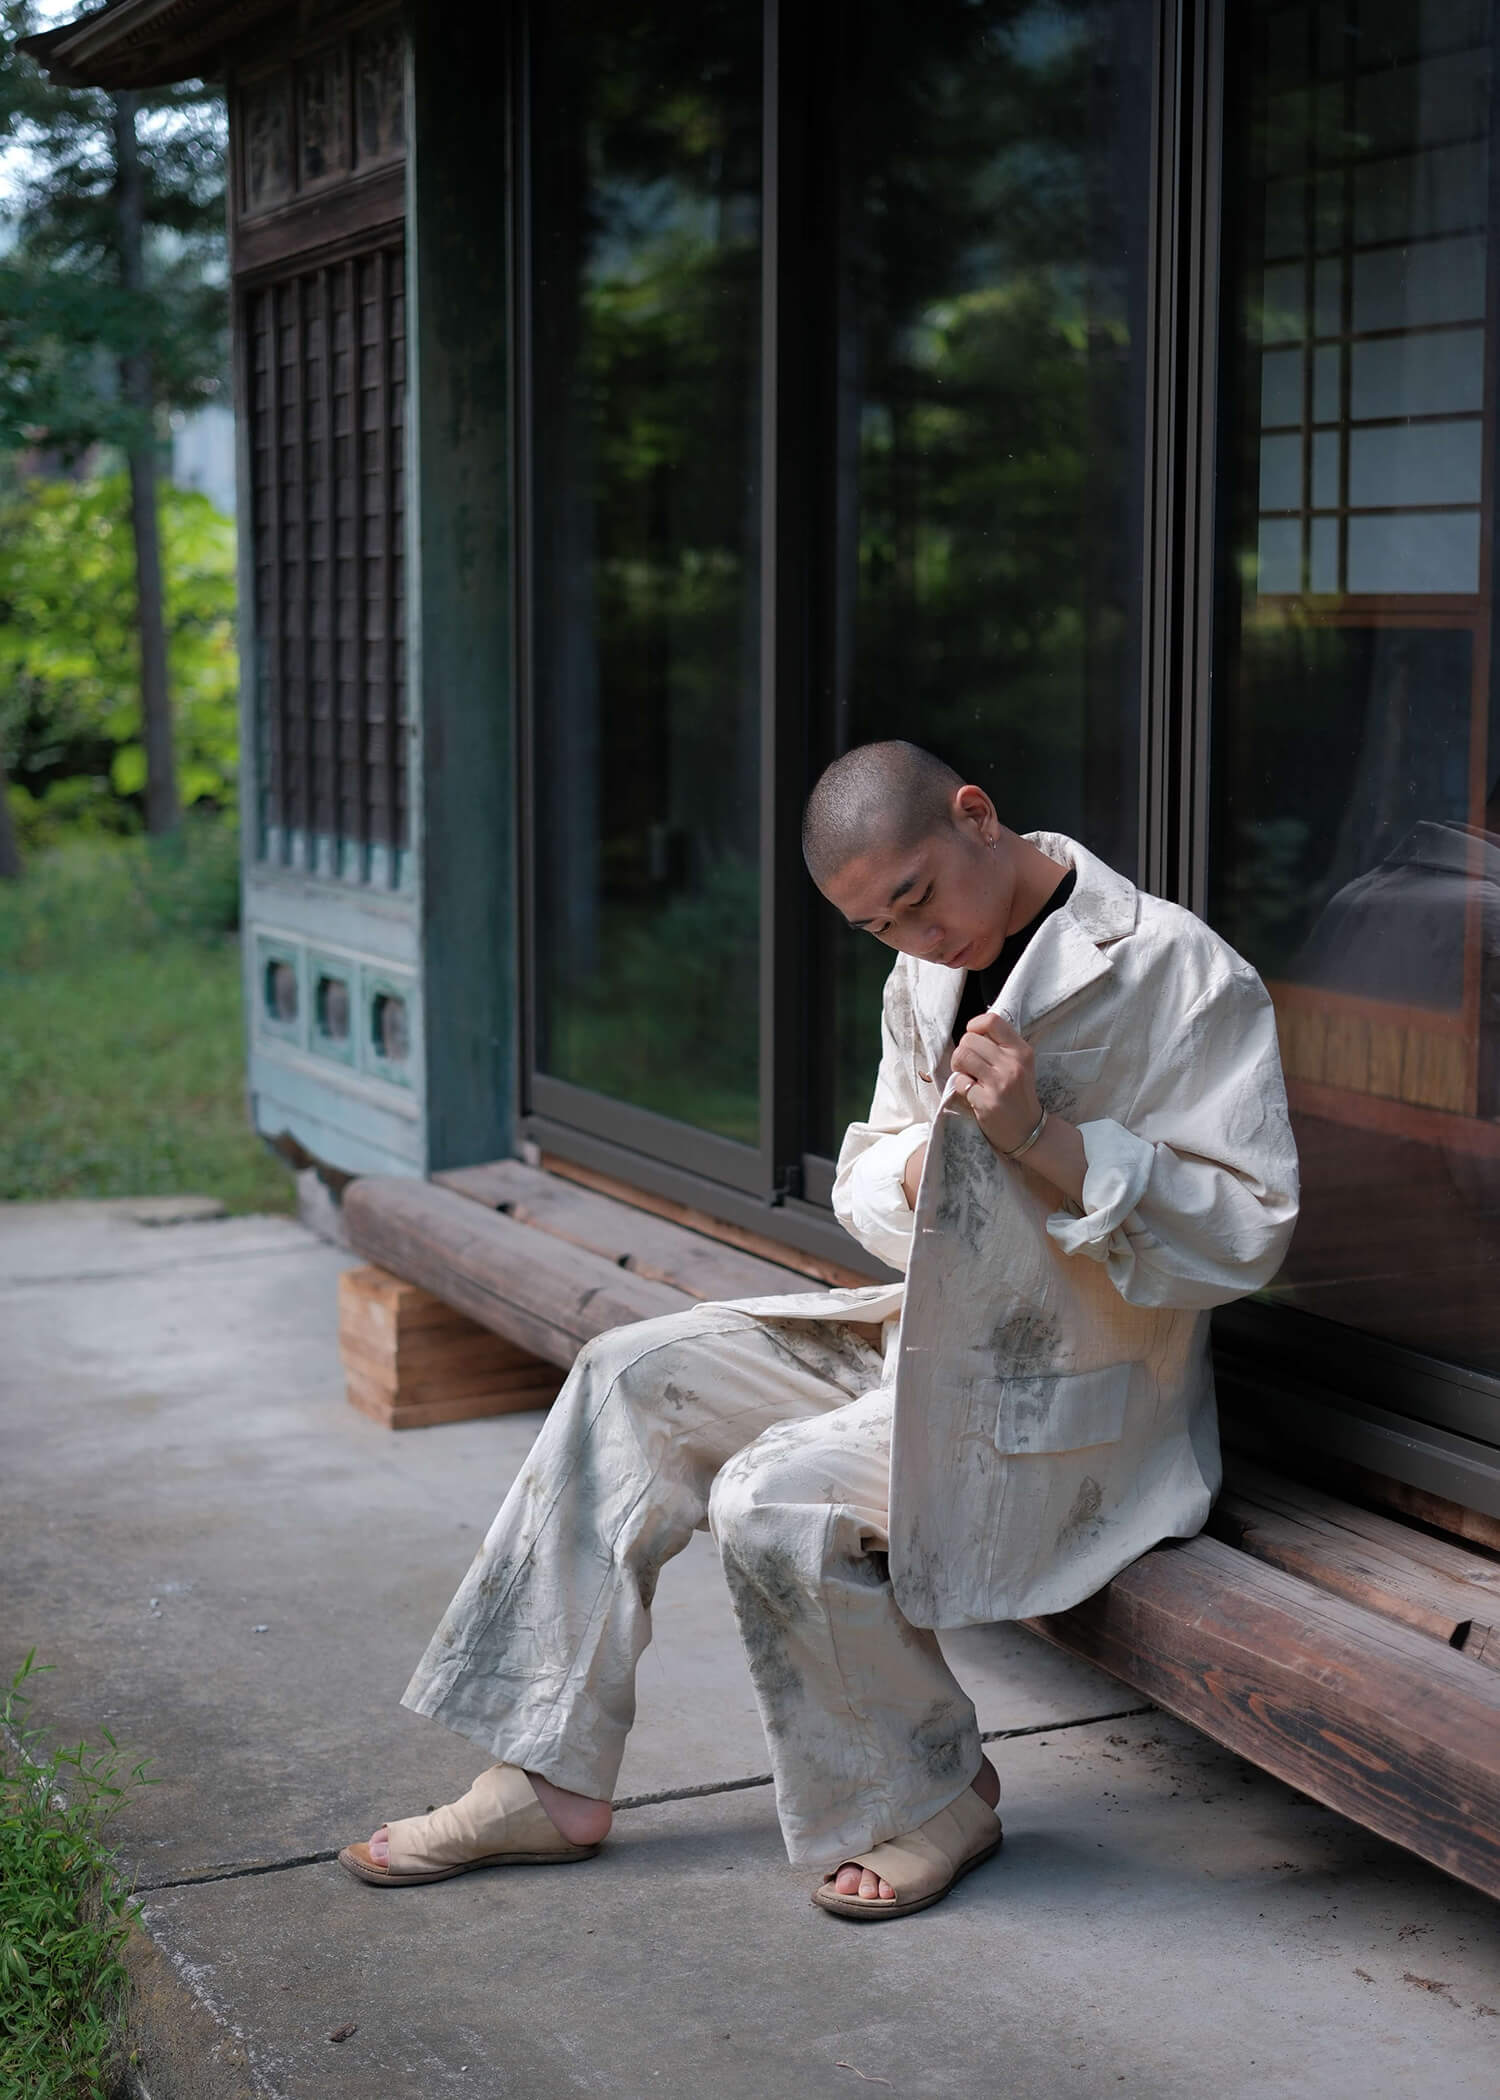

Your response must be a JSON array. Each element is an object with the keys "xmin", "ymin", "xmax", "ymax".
[{"xmin": 246, "ymin": 237, "xmax": 407, "ymax": 871}]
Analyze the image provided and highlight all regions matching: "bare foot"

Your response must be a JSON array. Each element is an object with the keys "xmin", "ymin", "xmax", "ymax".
[
  {"xmin": 824, "ymin": 1754, "xmax": 1000, "ymax": 1902},
  {"xmin": 364, "ymin": 1770, "xmax": 612, "ymax": 1866},
  {"xmin": 526, "ymin": 1771, "xmax": 613, "ymax": 1847}
]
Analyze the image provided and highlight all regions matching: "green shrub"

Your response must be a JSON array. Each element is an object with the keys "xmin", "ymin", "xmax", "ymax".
[
  {"xmin": 0, "ymin": 474, "xmax": 239, "ymax": 846},
  {"xmin": 0, "ymin": 1653, "xmax": 149, "ymax": 2100},
  {"xmin": 0, "ymin": 820, "xmax": 239, "ymax": 976},
  {"xmin": 131, "ymin": 816, "xmax": 241, "ymax": 941}
]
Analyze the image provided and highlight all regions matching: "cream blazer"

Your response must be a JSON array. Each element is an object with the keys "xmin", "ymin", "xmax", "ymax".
[{"xmin": 731, "ymin": 835, "xmax": 1299, "ymax": 1629}]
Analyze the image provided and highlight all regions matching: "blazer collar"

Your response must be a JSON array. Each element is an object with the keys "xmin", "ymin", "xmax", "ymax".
[{"xmin": 910, "ymin": 833, "xmax": 1140, "ymax": 1066}]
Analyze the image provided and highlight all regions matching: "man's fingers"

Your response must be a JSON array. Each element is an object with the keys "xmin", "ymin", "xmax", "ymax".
[
  {"xmin": 964, "ymin": 1010, "xmax": 1025, "ymax": 1048},
  {"xmin": 952, "ymin": 1035, "xmax": 1015, "ymax": 1080}
]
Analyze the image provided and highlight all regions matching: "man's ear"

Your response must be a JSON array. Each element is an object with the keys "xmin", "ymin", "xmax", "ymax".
[{"xmin": 952, "ymin": 783, "xmax": 994, "ymax": 838}]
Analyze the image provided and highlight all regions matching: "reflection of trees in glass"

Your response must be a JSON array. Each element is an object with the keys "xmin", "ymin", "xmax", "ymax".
[
  {"xmin": 838, "ymin": 0, "xmax": 1145, "ymax": 818},
  {"xmin": 531, "ymin": 2, "xmax": 762, "ymax": 1145},
  {"xmin": 826, "ymin": 0, "xmax": 1152, "ymax": 1144}
]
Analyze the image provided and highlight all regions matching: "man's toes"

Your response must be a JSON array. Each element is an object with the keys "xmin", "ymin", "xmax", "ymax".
[{"xmin": 828, "ymin": 1862, "xmax": 897, "ymax": 1901}]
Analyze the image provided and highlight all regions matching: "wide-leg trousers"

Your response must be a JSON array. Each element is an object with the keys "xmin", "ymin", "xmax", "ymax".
[{"xmin": 402, "ymin": 1302, "xmax": 983, "ymax": 1865}]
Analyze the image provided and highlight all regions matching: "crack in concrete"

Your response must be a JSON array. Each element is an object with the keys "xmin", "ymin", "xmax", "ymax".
[
  {"xmin": 133, "ymin": 1706, "xmax": 1154, "ymax": 1892},
  {"xmin": 0, "ymin": 1243, "xmax": 317, "ymax": 1293},
  {"xmin": 137, "ymin": 1847, "xmax": 341, "ymax": 1892}
]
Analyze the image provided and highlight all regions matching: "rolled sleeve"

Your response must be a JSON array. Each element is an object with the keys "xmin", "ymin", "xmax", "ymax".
[
  {"xmin": 841, "ymin": 1122, "xmax": 929, "ymax": 1270},
  {"xmin": 1047, "ymin": 1111, "xmax": 1298, "ymax": 1312},
  {"xmin": 832, "ymin": 956, "xmax": 936, "ymax": 1271},
  {"xmin": 1046, "ymin": 1118, "xmax": 1155, "ymax": 1267}
]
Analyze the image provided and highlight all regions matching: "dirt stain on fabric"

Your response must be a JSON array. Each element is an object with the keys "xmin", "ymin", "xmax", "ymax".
[
  {"xmin": 911, "ymin": 1697, "xmax": 971, "ymax": 1787},
  {"xmin": 933, "ymin": 1119, "xmax": 996, "ymax": 1251},
  {"xmin": 987, "ymin": 1305, "xmax": 1062, "ymax": 1371},
  {"xmin": 1058, "ymin": 1475, "xmax": 1103, "ymax": 1546},
  {"xmin": 718, "ymin": 1538, "xmax": 810, "ymax": 1738},
  {"xmin": 1034, "ymin": 1072, "xmax": 1079, "ymax": 1119}
]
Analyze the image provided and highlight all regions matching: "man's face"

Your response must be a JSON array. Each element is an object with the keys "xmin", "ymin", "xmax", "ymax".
[{"xmin": 820, "ymin": 805, "xmax": 1016, "ymax": 971}]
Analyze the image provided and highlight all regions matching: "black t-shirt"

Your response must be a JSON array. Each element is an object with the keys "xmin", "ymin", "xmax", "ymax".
[{"xmin": 951, "ymin": 865, "xmax": 1077, "ymax": 1045}]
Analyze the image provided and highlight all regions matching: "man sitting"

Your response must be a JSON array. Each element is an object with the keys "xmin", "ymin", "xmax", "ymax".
[{"xmin": 340, "ymin": 741, "xmax": 1298, "ymax": 1919}]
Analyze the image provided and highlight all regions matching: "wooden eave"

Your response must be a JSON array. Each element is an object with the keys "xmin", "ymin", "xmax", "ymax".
[{"xmin": 18, "ymin": 0, "xmax": 282, "ymax": 87}]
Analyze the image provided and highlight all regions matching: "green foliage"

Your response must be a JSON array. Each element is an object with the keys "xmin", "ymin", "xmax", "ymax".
[
  {"xmin": 0, "ymin": 1652, "xmax": 148, "ymax": 2099},
  {"xmin": 0, "ymin": 829, "xmax": 293, "ymax": 1212},
  {"xmin": 0, "ymin": 476, "xmax": 239, "ymax": 846},
  {"xmin": 0, "ymin": 822, "xmax": 240, "ymax": 974},
  {"xmin": 0, "ymin": 2, "xmax": 227, "ymax": 455}
]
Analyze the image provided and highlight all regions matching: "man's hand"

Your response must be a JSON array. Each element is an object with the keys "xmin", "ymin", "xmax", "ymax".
[
  {"xmin": 950, "ymin": 1013, "xmax": 1089, "ymax": 1204},
  {"xmin": 901, "ymin": 1139, "xmax": 928, "ymax": 1210},
  {"xmin": 950, "ymin": 1012, "xmax": 1043, "ymax": 1154}
]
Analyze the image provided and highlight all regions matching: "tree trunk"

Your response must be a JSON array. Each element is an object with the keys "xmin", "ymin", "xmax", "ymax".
[
  {"xmin": 113, "ymin": 90, "xmax": 180, "ymax": 837},
  {"xmin": 0, "ymin": 750, "xmax": 22, "ymax": 880}
]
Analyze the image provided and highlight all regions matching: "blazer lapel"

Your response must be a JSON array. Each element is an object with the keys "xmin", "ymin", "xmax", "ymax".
[
  {"xmin": 995, "ymin": 907, "xmax": 1113, "ymax": 1036},
  {"xmin": 904, "ymin": 834, "xmax": 1139, "ymax": 1072},
  {"xmin": 997, "ymin": 832, "xmax": 1141, "ymax": 1037},
  {"xmin": 910, "ymin": 960, "xmax": 964, "ymax": 1085}
]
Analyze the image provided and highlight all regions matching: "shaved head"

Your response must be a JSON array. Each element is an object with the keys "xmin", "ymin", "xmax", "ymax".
[{"xmin": 802, "ymin": 741, "xmax": 965, "ymax": 890}]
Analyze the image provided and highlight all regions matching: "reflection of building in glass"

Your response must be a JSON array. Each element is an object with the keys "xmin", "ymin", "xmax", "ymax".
[
  {"xmin": 1213, "ymin": 2, "xmax": 1500, "ymax": 1377},
  {"xmin": 1254, "ymin": 10, "xmax": 1489, "ymax": 599},
  {"xmin": 1284, "ymin": 818, "xmax": 1500, "ymax": 1117}
]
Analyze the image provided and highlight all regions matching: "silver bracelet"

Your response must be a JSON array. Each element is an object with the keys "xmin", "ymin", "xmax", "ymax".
[{"xmin": 1001, "ymin": 1107, "xmax": 1048, "ymax": 1160}]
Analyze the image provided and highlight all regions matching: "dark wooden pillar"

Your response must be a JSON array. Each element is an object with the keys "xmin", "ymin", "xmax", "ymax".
[{"xmin": 405, "ymin": 9, "xmax": 517, "ymax": 1170}]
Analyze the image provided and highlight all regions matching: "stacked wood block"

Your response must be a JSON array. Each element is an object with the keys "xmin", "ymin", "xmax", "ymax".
[{"xmin": 339, "ymin": 1264, "xmax": 562, "ymax": 1429}]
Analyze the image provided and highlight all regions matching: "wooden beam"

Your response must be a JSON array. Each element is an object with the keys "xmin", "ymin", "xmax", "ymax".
[
  {"xmin": 1334, "ymin": 1462, "xmax": 1500, "ymax": 1561},
  {"xmin": 342, "ymin": 1177, "xmax": 691, "ymax": 1370},
  {"xmin": 539, "ymin": 1153, "xmax": 872, "ymax": 1288},
  {"xmin": 1208, "ymin": 1492, "xmax": 1498, "ymax": 1654},
  {"xmin": 1029, "ymin": 1533, "xmax": 1500, "ymax": 1901},
  {"xmin": 1221, "ymin": 1416, "xmax": 1500, "ymax": 1557},
  {"xmin": 436, "ymin": 1159, "xmax": 820, "ymax": 1303},
  {"xmin": 1222, "ymin": 1456, "xmax": 1500, "ymax": 1595}
]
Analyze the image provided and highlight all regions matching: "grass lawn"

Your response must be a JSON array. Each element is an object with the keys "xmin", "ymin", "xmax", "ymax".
[
  {"xmin": 0, "ymin": 832, "xmax": 295, "ymax": 1214},
  {"xmin": 1, "ymin": 1656, "xmax": 144, "ymax": 2099}
]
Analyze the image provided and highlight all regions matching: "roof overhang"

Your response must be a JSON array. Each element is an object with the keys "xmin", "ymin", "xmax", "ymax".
[{"xmin": 18, "ymin": 0, "xmax": 284, "ymax": 88}]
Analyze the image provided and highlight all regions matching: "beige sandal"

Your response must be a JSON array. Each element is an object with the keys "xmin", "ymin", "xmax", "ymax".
[
  {"xmin": 338, "ymin": 1763, "xmax": 601, "ymax": 1888},
  {"xmin": 812, "ymin": 1786, "xmax": 1002, "ymax": 1921}
]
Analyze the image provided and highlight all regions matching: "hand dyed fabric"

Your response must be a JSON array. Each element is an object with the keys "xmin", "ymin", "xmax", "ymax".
[
  {"xmin": 402, "ymin": 833, "xmax": 1297, "ymax": 1866},
  {"xmin": 835, "ymin": 832, "xmax": 1300, "ymax": 1626},
  {"xmin": 401, "ymin": 1301, "xmax": 980, "ymax": 1866}
]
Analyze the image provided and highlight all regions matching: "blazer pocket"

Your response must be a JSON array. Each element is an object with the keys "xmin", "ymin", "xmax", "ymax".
[{"xmin": 992, "ymin": 1362, "xmax": 1132, "ymax": 1455}]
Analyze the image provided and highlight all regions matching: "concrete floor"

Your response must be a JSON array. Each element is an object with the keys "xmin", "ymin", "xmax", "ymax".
[{"xmin": 4, "ymin": 1200, "xmax": 1499, "ymax": 2098}]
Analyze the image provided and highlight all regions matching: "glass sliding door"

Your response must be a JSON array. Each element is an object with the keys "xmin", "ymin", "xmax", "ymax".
[
  {"xmin": 807, "ymin": 0, "xmax": 1156, "ymax": 1159},
  {"xmin": 516, "ymin": 0, "xmax": 1159, "ymax": 1257},
  {"xmin": 1212, "ymin": 1, "xmax": 1500, "ymax": 1377},
  {"xmin": 526, "ymin": 0, "xmax": 764, "ymax": 1164}
]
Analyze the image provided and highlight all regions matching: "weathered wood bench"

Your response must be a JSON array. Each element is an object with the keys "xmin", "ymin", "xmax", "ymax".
[{"xmin": 341, "ymin": 1160, "xmax": 1500, "ymax": 1905}]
